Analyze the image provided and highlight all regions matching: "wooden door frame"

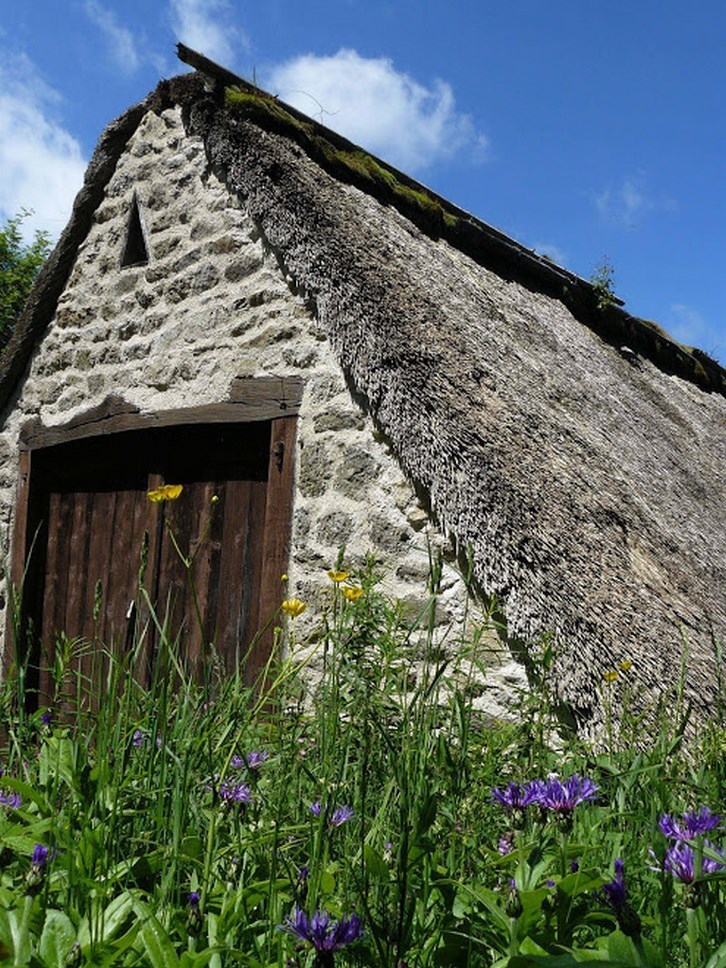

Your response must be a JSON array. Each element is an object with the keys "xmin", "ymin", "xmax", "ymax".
[{"xmin": 5, "ymin": 377, "xmax": 302, "ymax": 683}]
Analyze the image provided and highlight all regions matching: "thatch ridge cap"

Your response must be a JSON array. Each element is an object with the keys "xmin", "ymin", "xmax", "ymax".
[{"xmin": 177, "ymin": 43, "xmax": 726, "ymax": 397}]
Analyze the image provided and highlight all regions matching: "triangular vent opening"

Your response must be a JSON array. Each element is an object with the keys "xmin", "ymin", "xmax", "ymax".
[{"xmin": 120, "ymin": 193, "xmax": 149, "ymax": 268}]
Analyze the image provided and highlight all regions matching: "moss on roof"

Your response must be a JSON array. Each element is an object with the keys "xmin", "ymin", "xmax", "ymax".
[{"xmin": 221, "ymin": 80, "xmax": 724, "ymax": 396}]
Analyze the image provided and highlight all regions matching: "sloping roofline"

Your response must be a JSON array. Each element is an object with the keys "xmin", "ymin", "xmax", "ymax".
[
  {"xmin": 177, "ymin": 43, "xmax": 725, "ymax": 398},
  {"xmin": 0, "ymin": 42, "xmax": 723, "ymax": 417}
]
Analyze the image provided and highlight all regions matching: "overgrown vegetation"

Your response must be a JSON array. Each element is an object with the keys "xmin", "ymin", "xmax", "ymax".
[
  {"xmin": 589, "ymin": 258, "xmax": 618, "ymax": 313},
  {"xmin": 0, "ymin": 212, "xmax": 52, "ymax": 351},
  {"xmin": 1, "ymin": 492, "xmax": 725, "ymax": 965}
]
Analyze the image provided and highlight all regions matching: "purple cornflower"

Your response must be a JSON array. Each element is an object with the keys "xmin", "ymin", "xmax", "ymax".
[
  {"xmin": 246, "ymin": 750, "xmax": 268, "ymax": 771},
  {"xmin": 600, "ymin": 859, "xmax": 641, "ymax": 938},
  {"xmin": 527, "ymin": 774, "xmax": 598, "ymax": 813},
  {"xmin": 31, "ymin": 845, "xmax": 51, "ymax": 867},
  {"xmin": 659, "ymin": 806, "xmax": 722, "ymax": 841},
  {"xmin": 188, "ymin": 891, "xmax": 201, "ymax": 906},
  {"xmin": 230, "ymin": 754, "xmax": 245, "ymax": 769},
  {"xmin": 219, "ymin": 781, "xmax": 252, "ymax": 805},
  {"xmin": 132, "ymin": 729, "xmax": 145, "ymax": 747},
  {"xmin": 309, "ymin": 801, "xmax": 353, "ymax": 827},
  {"xmin": 281, "ymin": 906, "xmax": 363, "ymax": 953},
  {"xmin": 40, "ymin": 709, "xmax": 52, "ymax": 726},
  {"xmin": 330, "ymin": 805, "xmax": 354, "ymax": 827},
  {"xmin": 491, "ymin": 782, "xmax": 536, "ymax": 810},
  {"xmin": 601, "ymin": 859, "xmax": 627, "ymax": 911},
  {"xmin": 0, "ymin": 788, "xmax": 21, "ymax": 810},
  {"xmin": 662, "ymin": 842, "xmax": 725, "ymax": 884}
]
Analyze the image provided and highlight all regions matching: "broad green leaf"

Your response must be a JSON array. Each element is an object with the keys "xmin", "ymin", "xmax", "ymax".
[
  {"xmin": 207, "ymin": 913, "xmax": 222, "ymax": 968},
  {"xmin": 0, "ymin": 907, "xmax": 13, "ymax": 962},
  {"xmin": 607, "ymin": 930, "xmax": 646, "ymax": 966},
  {"xmin": 39, "ymin": 911, "xmax": 76, "ymax": 968},
  {"xmin": 133, "ymin": 899, "xmax": 180, "ymax": 968},
  {"xmin": 9, "ymin": 898, "xmax": 33, "ymax": 966},
  {"xmin": 705, "ymin": 940, "xmax": 726, "ymax": 968},
  {"xmin": 77, "ymin": 891, "xmax": 135, "ymax": 947},
  {"xmin": 556, "ymin": 869, "xmax": 605, "ymax": 897}
]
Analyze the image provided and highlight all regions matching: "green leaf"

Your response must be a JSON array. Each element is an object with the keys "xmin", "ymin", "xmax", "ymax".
[
  {"xmin": 0, "ymin": 907, "xmax": 13, "ymax": 963},
  {"xmin": 508, "ymin": 956, "xmax": 629, "ymax": 966},
  {"xmin": 607, "ymin": 930, "xmax": 645, "ymax": 965},
  {"xmin": 206, "ymin": 913, "xmax": 222, "ymax": 968},
  {"xmin": 556, "ymin": 869, "xmax": 605, "ymax": 898},
  {"xmin": 133, "ymin": 899, "xmax": 180, "ymax": 968},
  {"xmin": 363, "ymin": 844, "xmax": 389, "ymax": 881},
  {"xmin": 319, "ymin": 870, "xmax": 335, "ymax": 894},
  {"xmin": 77, "ymin": 891, "xmax": 135, "ymax": 947},
  {"xmin": 705, "ymin": 940, "xmax": 726, "ymax": 968},
  {"xmin": 416, "ymin": 793, "xmax": 438, "ymax": 836},
  {"xmin": 39, "ymin": 911, "xmax": 76, "ymax": 968}
]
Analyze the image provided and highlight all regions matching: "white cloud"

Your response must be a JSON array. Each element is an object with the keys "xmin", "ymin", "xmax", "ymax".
[
  {"xmin": 0, "ymin": 53, "xmax": 86, "ymax": 241},
  {"xmin": 169, "ymin": 0, "xmax": 247, "ymax": 67},
  {"xmin": 667, "ymin": 304, "xmax": 723, "ymax": 360},
  {"xmin": 595, "ymin": 172, "xmax": 676, "ymax": 228},
  {"xmin": 83, "ymin": 1, "xmax": 140, "ymax": 75},
  {"xmin": 267, "ymin": 49, "xmax": 488, "ymax": 173}
]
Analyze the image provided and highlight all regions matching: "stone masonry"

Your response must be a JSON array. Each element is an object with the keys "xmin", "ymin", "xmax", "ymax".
[{"xmin": 0, "ymin": 106, "xmax": 527, "ymax": 719}]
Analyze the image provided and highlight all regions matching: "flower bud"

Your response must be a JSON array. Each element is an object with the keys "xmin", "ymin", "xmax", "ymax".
[
  {"xmin": 505, "ymin": 880, "xmax": 523, "ymax": 919},
  {"xmin": 26, "ymin": 844, "xmax": 52, "ymax": 895},
  {"xmin": 64, "ymin": 941, "xmax": 82, "ymax": 967},
  {"xmin": 187, "ymin": 891, "xmax": 203, "ymax": 936}
]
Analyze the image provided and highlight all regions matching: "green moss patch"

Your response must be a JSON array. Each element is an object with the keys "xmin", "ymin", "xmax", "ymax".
[{"xmin": 225, "ymin": 86, "xmax": 448, "ymax": 235}]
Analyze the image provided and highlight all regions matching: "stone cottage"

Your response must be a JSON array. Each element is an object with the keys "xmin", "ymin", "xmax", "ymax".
[{"xmin": 0, "ymin": 45, "xmax": 724, "ymax": 737}]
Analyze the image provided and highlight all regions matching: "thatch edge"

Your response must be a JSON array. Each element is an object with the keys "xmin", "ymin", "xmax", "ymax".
[{"xmin": 178, "ymin": 44, "xmax": 726, "ymax": 398}]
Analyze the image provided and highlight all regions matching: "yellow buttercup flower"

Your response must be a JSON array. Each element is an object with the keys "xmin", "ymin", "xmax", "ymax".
[
  {"xmin": 327, "ymin": 570, "xmax": 350, "ymax": 583},
  {"xmin": 619, "ymin": 659, "xmax": 633, "ymax": 672},
  {"xmin": 281, "ymin": 598, "xmax": 306, "ymax": 618},
  {"xmin": 603, "ymin": 669, "xmax": 619, "ymax": 683},
  {"xmin": 342, "ymin": 586, "xmax": 364, "ymax": 602},
  {"xmin": 148, "ymin": 483, "xmax": 183, "ymax": 503}
]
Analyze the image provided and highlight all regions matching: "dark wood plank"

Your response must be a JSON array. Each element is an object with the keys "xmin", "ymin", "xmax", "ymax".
[
  {"xmin": 20, "ymin": 380, "xmax": 304, "ymax": 449},
  {"xmin": 213, "ymin": 479, "xmax": 253, "ymax": 672},
  {"xmin": 252, "ymin": 415, "xmax": 298, "ymax": 684},
  {"xmin": 38, "ymin": 491, "xmax": 73, "ymax": 704}
]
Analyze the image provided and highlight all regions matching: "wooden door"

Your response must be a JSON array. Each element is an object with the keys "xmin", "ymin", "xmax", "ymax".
[{"xmin": 16, "ymin": 418, "xmax": 292, "ymax": 706}]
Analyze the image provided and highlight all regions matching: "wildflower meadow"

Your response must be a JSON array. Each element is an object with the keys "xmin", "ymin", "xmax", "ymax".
[{"xmin": 0, "ymin": 489, "xmax": 725, "ymax": 966}]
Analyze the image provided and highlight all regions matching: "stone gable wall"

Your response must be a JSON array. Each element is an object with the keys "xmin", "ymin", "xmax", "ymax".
[{"xmin": 0, "ymin": 106, "xmax": 526, "ymax": 718}]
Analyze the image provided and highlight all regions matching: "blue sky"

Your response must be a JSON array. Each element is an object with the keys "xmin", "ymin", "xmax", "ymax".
[{"xmin": 1, "ymin": 1, "xmax": 725, "ymax": 360}]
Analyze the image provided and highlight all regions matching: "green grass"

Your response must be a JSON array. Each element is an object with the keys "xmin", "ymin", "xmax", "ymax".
[{"xmin": 0, "ymin": 553, "xmax": 725, "ymax": 966}]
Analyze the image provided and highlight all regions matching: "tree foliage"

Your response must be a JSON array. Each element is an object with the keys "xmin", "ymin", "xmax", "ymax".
[{"xmin": 0, "ymin": 211, "xmax": 52, "ymax": 350}]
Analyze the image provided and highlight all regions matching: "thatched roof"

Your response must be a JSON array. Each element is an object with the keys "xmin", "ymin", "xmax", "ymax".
[{"xmin": 2, "ymin": 47, "xmax": 724, "ymax": 739}]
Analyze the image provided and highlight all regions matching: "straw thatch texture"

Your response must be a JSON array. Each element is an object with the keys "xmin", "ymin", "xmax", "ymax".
[{"xmin": 186, "ymin": 86, "xmax": 725, "ymax": 736}]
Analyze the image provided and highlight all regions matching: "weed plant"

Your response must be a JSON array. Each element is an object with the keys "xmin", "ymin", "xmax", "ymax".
[{"xmin": 0, "ymin": 512, "xmax": 725, "ymax": 965}]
